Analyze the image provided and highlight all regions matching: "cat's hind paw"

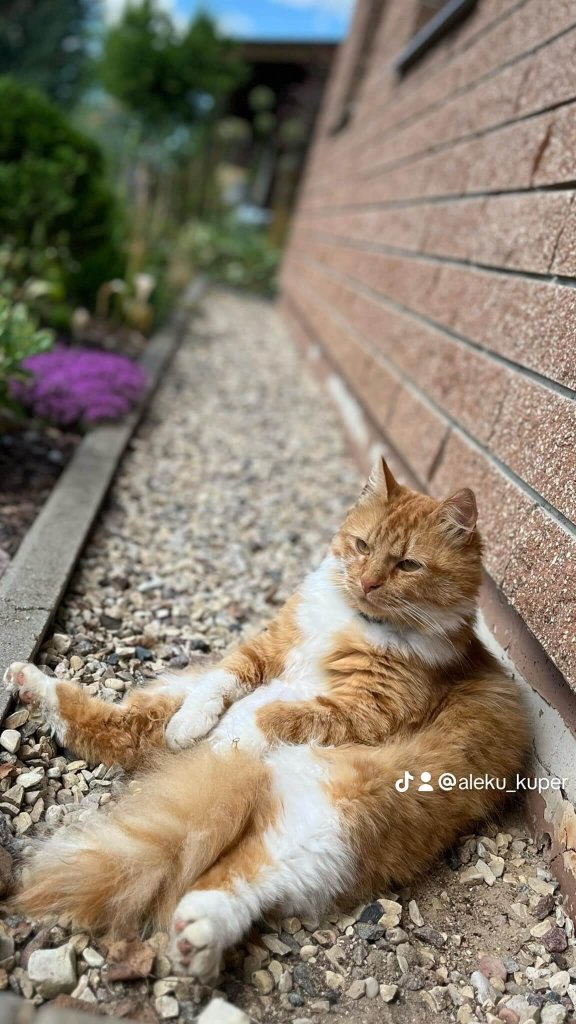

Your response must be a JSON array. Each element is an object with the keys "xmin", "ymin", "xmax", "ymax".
[
  {"xmin": 3, "ymin": 662, "xmax": 56, "ymax": 707},
  {"xmin": 170, "ymin": 904, "xmax": 223, "ymax": 983}
]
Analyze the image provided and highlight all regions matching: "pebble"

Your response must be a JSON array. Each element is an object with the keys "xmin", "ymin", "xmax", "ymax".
[
  {"xmin": 155, "ymin": 994, "xmax": 179, "ymax": 1019},
  {"xmin": 408, "ymin": 899, "xmax": 424, "ymax": 926},
  {"xmin": 460, "ymin": 864, "xmax": 485, "ymax": 886},
  {"xmin": 413, "ymin": 924, "xmax": 445, "ymax": 948},
  {"xmin": 528, "ymin": 878, "xmax": 557, "ymax": 897},
  {"xmin": 476, "ymin": 859, "xmax": 497, "ymax": 886},
  {"xmin": 471, "ymin": 970, "xmax": 496, "ymax": 1004},
  {"xmin": 299, "ymin": 945, "xmax": 317, "ymax": 961},
  {"xmin": 83, "ymin": 947, "xmax": 105, "ymax": 968},
  {"xmin": 261, "ymin": 934, "xmax": 291, "ymax": 956},
  {"xmin": 380, "ymin": 983, "xmax": 399, "ymax": 1002},
  {"xmin": 28, "ymin": 943, "xmax": 77, "ymax": 997},
  {"xmin": 542, "ymin": 926, "xmax": 568, "ymax": 953},
  {"xmin": 252, "ymin": 969, "xmax": 274, "ymax": 994},
  {"xmin": 198, "ymin": 999, "xmax": 251, "ymax": 1023},
  {"xmin": 479, "ymin": 954, "xmax": 508, "ymax": 981},
  {"xmin": 365, "ymin": 976, "xmax": 379, "ymax": 998},
  {"xmin": 347, "ymin": 979, "xmax": 366, "ymax": 999},
  {"xmin": 0, "ymin": 731, "xmax": 20, "ymax": 754},
  {"xmin": 540, "ymin": 1006, "xmax": 567, "ymax": 1024},
  {"xmin": 4, "ymin": 709, "xmax": 28, "ymax": 729}
]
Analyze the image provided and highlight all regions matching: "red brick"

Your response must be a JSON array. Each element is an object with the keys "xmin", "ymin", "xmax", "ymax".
[
  {"xmin": 296, "ymin": 189, "xmax": 576, "ymax": 277},
  {"xmin": 290, "ymin": 236, "xmax": 576, "ymax": 388},
  {"xmin": 354, "ymin": 29, "xmax": 576, "ymax": 178},
  {"xmin": 300, "ymin": 100, "xmax": 576, "ymax": 208},
  {"xmin": 316, "ymin": 0, "xmax": 576, "ymax": 187},
  {"xmin": 430, "ymin": 433, "xmax": 576, "ymax": 691},
  {"xmin": 289, "ymin": 258, "xmax": 513, "ymax": 441},
  {"xmin": 386, "ymin": 388, "xmax": 449, "ymax": 482},
  {"xmin": 501, "ymin": 510, "xmax": 576, "ymax": 689},
  {"xmin": 286, "ymin": 259, "xmax": 576, "ymax": 519},
  {"xmin": 430, "ymin": 431, "xmax": 534, "ymax": 581},
  {"xmin": 488, "ymin": 377, "xmax": 576, "ymax": 521}
]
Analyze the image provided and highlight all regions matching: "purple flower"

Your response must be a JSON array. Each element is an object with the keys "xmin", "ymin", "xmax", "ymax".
[{"xmin": 10, "ymin": 346, "xmax": 148, "ymax": 426}]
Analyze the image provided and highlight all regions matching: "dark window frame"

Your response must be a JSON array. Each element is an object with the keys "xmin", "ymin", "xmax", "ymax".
[{"xmin": 394, "ymin": 0, "xmax": 478, "ymax": 75}]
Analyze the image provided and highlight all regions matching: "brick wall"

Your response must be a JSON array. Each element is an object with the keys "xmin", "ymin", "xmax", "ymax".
[{"xmin": 281, "ymin": 0, "xmax": 576, "ymax": 703}]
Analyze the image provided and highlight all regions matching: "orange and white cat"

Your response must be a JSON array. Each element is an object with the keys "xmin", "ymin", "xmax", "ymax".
[{"xmin": 4, "ymin": 458, "xmax": 529, "ymax": 983}]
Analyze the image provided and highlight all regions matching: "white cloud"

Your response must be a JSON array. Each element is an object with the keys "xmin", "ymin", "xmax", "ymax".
[
  {"xmin": 271, "ymin": 0, "xmax": 354, "ymax": 17},
  {"xmin": 217, "ymin": 10, "xmax": 258, "ymax": 37},
  {"xmin": 101, "ymin": 0, "xmax": 180, "ymax": 24}
]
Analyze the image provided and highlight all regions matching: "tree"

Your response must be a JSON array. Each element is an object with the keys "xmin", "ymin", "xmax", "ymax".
[
  {"xmin": 0, "ymin": 0, "xmax": 94, "ymax": 108},
  {"xmin": 100, "ymin": 3, "xmax": 245, "ymax": 133}
]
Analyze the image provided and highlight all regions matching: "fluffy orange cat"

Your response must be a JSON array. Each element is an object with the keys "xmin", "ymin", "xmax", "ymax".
[{"xmin": 4, "ymin": 458, "xmax": 529, "ymax": 982}]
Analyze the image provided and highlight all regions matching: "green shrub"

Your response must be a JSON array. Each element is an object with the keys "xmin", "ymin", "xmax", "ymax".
[
  {"xmin": 0, "ymin": 77, "xmax": 125, "ymax": 310},
  {"xmin": 0, "ymin": 295, "xmax": 53, "ymax": 420},
  {"xmin": 178, "ymin": 218, "xmax": 280, "ymax": 296}
]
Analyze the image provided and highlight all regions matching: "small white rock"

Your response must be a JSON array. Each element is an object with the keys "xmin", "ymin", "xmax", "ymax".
[
  {"xmin": 18, "ymin": 769, "xmax": 44, "ymax": 790},
  {"xmin": 365, "ymin": 976, "xmax": 379, "ymax": 998},
  {"xmin": 380, "ymin": 983, "xmax": 399, "ymax": 1002},
  {"xmin": 408, "ymin": 900, "xmax": 424, "ymax": 926},
  {"xmin": 155, "ymin": 994, "xmax": 179, "ymax": 1019},
  {"xmin": 0, "ymin": 730, "xmax": 20, "ymax": 754},
  {"xmin": 347, "ymin": 979, "xmax": 366, "ymax": 999},
  {"xmin": 83, "ymin": 947, "xmax": 104, "ymax": 968},
  {"xmin": 549, "ymin": 970, "xmax": 570, "ymax": 995},
  {"xmin": 299, "ymin": 944, "xmax": 317, "ymax": 961},
  {"xmin": 197, "ymin": 998, "xmax": 251, "ymax": 1023}
]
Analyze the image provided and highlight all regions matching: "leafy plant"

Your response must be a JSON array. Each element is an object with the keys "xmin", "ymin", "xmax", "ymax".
[
  {"xmin": 0, "ymin": 296, "xmax": 53, "ymax": 419},
  {"xmin": 101, "ymin": 5, "xmax": 245, "ymax": 133},
  {"xmin": 178, "ymin": 219, "xmax": 281, "ymax": 296},
  {"xmin": 10, "ymin": 346, "xmax": 148, "ymax": 425},
  {"xmin": 0, "ymin": 77, "xmax": 125, "ymax": 310}
]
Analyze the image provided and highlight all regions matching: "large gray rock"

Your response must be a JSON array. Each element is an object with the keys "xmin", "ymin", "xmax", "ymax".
[{"xmin": 28, "ymin": 943, "xmax": 77, "ymax": 998}]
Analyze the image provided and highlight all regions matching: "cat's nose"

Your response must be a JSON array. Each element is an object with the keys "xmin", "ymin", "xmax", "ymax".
[{"xmin": 361, "ymin": 577, "xmax": 380, "ymax": 594}]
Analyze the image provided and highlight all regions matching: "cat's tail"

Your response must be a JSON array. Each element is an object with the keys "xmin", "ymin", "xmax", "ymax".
[{"xmin": 17, "ymin": 744, "xmax": 269, "ymax": 934}]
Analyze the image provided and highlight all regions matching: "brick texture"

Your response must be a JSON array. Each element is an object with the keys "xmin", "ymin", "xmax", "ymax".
[{"xmin": 282, "ymin": 0, "xmax": 576, "ymax": 691}]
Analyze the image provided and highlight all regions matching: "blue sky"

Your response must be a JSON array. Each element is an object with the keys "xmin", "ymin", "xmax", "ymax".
[
  {"xmin": 105, "ymin": 0, "xmax": 354, "ymax": 41},
  {"xmin": 188, "ymin": 0, "xmax": 354, "ymax": 39}
]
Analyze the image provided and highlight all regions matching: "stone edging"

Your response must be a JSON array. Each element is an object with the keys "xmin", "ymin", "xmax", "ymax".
[{"xmin": 0, "ymin": 277, "xmax": 208, "ymax": 724}]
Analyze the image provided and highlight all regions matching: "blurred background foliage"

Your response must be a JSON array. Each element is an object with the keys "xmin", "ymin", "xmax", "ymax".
[{"xmin": 0, "ymin": 0, "xmax": 329, "ymax": 427}]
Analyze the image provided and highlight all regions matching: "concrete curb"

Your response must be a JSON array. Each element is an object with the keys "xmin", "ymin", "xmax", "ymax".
[{"xmin": 0, "ymin": 276, "xmax": 208, "ymax": 724}]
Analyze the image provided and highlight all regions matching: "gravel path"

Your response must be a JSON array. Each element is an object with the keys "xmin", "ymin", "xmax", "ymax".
[{"xmin": 0, "ymin": 291, "xmax": 574, "ymax": 1024}]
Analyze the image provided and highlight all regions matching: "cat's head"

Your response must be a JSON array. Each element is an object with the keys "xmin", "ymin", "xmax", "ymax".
[{"xmin": 332, "ymin": 457, "xmax": 482, "ymax": 629}]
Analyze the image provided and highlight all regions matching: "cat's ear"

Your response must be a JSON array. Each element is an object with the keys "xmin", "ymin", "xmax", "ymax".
[
  {"xmin": 362, "ymin": 456, "xmax": 400, "ymax": 501},
  {"xmin": 438, "ymin": 488, "xmax": 477, "ymax": 542}
]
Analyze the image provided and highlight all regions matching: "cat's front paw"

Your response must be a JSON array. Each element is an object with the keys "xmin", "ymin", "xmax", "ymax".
[
  {"xmin": 165, "ymin": 696, "xmax": 221, "ymax": 750},
  {"xmin": 3, "ymin": 662, "xmax": 55, "ymax": 706}
]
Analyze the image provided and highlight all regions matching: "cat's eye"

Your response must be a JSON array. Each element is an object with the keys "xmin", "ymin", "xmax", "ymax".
[
  {"xmin": 355, "ymin": 537, "xmax": 369, "ymax": 554},
  {"xmin": 397, "ymin": 558, "xmax": 422, "ymax": 572}
]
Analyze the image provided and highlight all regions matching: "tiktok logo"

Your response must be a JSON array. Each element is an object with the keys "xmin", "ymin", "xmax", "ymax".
[{"xmin": 394, "ymin": 770, "xmax": 414, "ymax": 792}]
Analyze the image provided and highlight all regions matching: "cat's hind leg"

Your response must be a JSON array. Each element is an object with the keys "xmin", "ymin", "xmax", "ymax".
[
  {"xmin": 3, "ymin": 661, "xmax": 182, "ymax": 770},
  {"xmin": 170, "ymin": 744, "xmax": 356, "ymax": 982}
]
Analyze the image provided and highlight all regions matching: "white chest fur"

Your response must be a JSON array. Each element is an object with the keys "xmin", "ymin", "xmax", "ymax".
[
  {"xmin": 209, "ymin": 556, "xmax": 356, "ymax": 752},
  {"xmin": 208, "ymin": 555, "xmax": 462, "ymax": 755}
]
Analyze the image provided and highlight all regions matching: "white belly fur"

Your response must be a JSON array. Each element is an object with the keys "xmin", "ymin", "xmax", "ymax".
[{"xmin": 209, "ymin": 555, "xmax": 357, "ymax": 753}]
